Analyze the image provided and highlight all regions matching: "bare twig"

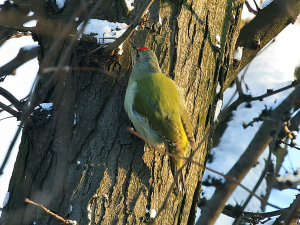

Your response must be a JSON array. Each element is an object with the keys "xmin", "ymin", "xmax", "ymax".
[
  {"xmin": 279, "ymin": 140, "xmax": 300, "ymax": 150},
  {"xmin": 0, "ymin": 115, "xmax": 14, "ymax": 122},
  {"xmin": 0, "ymin": 45, "xmax": 39, "ymax": 78},
  {"xmin": 25, "ymin": 198, "xmax": 78, "ymax": 225},
  {"xmin": 0, "ymin": 95, "xmax": 28, "ymax": 114},
  {"xmin": 220, "ymin": 81, "xmax": 298, "ymax": 124},
  {"xmin": 42, "ymin": 66, "xmax": 115, "ymax": 77},
  {"xmin": 251, "ymin": 81, "xmax": 298, "ymax": 102},
  {"xmin": 101, "ymin": 0, "xmax": 154, "ymax": 56},
  {"xmin": 0, "ymin": 101, "xmax": 19, "ymax": 118},
  {"xmin": 245, "ymin": 0, "xmax": 258, "ymax": 15},
  {"xmin": 0, "ymin": 87, "xmax": 23, "ymax": 111},
  {"xmin": 252, "ymin": 0, "xmax": 261, "ymax": 12},
  {"xmin": 222, "ymin": 204, "xmax": 300, "ymax": 222},
  {"xmin": 0, "ymin": 24, "xmax": 35, "ymax": 34}
]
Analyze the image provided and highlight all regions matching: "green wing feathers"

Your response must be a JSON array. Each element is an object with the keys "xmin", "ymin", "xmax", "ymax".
[
  {"xmin": 180, "ymin": 105, "xmax": 196, "ymax": 150},
  {"xmin": 134, "ymin": 73, "xmax": 195, "ymax": 152},
  {"xmin": 134, "ymin": 73, "xmax": 182, "ymax": 145}
]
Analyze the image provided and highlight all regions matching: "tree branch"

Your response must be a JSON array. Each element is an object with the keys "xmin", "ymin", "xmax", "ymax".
[
  {"xmin": 225, "ymin": 0, "xmax": 300, "ymax": 88},
  {"xmin": 220, "ymin": 81, "xmax": 298, "ymax": 124},
  {"xmin": 198, "ymin": 84, "xmax": 300, "ymax": 225},
  {"xmin": 0, "ymin": 87, "xmax": 23, "ymax": 111},
  {"xmin": 285, "ymin": 194, "xmax": 300, "ymax": 224},
  {"xmin": 245, "ymin": 0, "xmax": 258, "ymax": 15},
  {"xmin": 233, "ymin": 133, "xmax": 278, "ymax": 225},
  {"xmin": 25, "ymin": 198, "xmax": 78, "ymax": 225},
  {"xmin": 222, "ymin": 203, "xmax": 300, "ymax": 222},
  {"xmin": 0, "ymin": 45, "xmax": 39, "ymax": 78},
  {"xmin": 0, "ymin": 101, "xmax": 19, "ymax": 118}
]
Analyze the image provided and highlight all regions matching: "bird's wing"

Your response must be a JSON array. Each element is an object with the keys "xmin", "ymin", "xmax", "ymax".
[
  {"xmin": 180, "ymin": 105, "xmax": 196, "ymax": 150},
  {"xmin": 133, "ymin": 74, "xmax": 182, "ymax": 147}
]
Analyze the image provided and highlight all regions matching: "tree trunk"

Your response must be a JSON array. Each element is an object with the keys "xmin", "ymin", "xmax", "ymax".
[{"xmin": 0, "ymin": 0, "xmax": 242, "ymax": 224}]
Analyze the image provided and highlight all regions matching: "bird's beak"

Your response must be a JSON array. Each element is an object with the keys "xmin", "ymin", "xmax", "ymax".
[
  {"xmin": 129, "ymin": 40, "xmax": 137, "ymax": 50},
  {"xmin": 129, "ymin": 40, "xmax": 140, "ymax": 57}
]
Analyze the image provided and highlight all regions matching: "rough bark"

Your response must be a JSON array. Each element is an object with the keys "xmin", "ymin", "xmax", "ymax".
[{"xmin": 1, "ymin": 0, "xmax": 241, "ymax": 224}]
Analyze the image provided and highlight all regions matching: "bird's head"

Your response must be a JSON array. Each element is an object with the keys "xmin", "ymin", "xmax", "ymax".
[{"xmin": 129, "ymin": 41, "xmax": 162, "ymax": 75}]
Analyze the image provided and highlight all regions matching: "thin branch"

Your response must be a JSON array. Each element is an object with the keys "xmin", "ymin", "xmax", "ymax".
[
  {"xmin": 0, "ymin": 101, "xmax": 19, "ymax": 118},
  {"xmin": 0, "ymin": 95, "xmax": 28, "ymax": 114},
  {"xmin": 0, "ymin": 45, "xmax": 39, "ymax": 78},
  {"xmin": 25, "ymin": 198, "xmax": 78, "ymax": 225},
  {"xmin": 245, "ymin": 0, "xmax": 258, "ymax": 15},
  {"xmin": 0, "ymin": 24, "xmax": 36, "ymax": 34},
  {"xmin": 0, "ymin": 87, "xmax": 23, "ymax": 111},
  {"xmin": 221, "ymin": 204, "xmax": 300, "ymax": 221},
  {"xmin": 251, "ymin": 81, "xmax": 299, "ymax": 102},
  {"xmin": 278, "ymin": 140, "xmax": 300, "ymax": 151},
  {"xmin": 252, "ymin": 0, "xmax": 261, "ymax": 12},
  {"xmin": 0, "ymin": 115, "xmax": 14, "ymax": 122},
  {"xmin": 101, "ymin": 0, "xmax": 154, "ymax": 56},
  {"xmin": 220, "ymin": 81, "xmax": 298, "ymax": 124}
]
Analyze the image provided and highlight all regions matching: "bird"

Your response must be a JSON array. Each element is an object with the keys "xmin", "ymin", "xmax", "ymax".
[{"xmin": 124, "ymin": 41, "xmax": 196, "ymax": 191}]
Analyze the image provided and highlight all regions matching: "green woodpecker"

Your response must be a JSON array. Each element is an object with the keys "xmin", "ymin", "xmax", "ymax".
[{"xmin": 124, "ymin": 42, "xmax": 196, "ymax": 191}]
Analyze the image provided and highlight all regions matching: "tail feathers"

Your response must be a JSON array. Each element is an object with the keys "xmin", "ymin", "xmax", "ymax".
[
  {"xmin": 178, "ymin": 171, "xmax": 186, "ymax": 192},
  {"xmin": 169, "ymin": 153, "xmax": 186, "ymax": 192}
]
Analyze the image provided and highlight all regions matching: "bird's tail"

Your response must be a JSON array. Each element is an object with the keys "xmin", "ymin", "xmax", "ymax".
[{"xmin": 168, "ymin": 145, "xmax": 186, "ymax": 192}]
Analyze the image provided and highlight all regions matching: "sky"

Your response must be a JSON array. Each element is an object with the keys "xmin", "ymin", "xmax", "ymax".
[{"xmin": 0, "ymin": 0, "xmax": 300, "ymax": 224}]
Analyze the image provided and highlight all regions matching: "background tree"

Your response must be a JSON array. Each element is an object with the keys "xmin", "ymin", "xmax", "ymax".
[{"xmin": 0, "ymin": 0, "xmax": 300, "ymax": 225}]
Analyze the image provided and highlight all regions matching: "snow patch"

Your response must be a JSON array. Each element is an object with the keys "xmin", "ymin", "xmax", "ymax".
[
  {"xmin": 216, "ymin": 34, "xmax": 221, "ymax": 43},
  {"xmin": 125, "ymin": 0, "xmax": 134, "ymax": 11},
  {"xmin": 2, "ymin": 192, "xmax": 10, "ymax": 207},
  {"xmin": 150, "ymin": 209, "xmax": 157, "ymax": 218},
  {"xmin": 216, "ymin": 82, "xmax": 221, "ymax": 94},
  {"xmin": 214, "ymin": 99, "xmax": 223, "ymax": 122},
  {"xmin": 34, "ymin": 103, "xmax": 53, "ymax": 110},
  {"xmin": 56, "ymin": 0, "xmax": 65, "ymax": 9},
  {"xmin": 77, "ymin": 19, "xmax": 128, "ymax": 55},
  {"xmin": 234, "ymin": 47, "xmax": 244, "ymax": 61},
  {"xmin": 23, "ymin": 20, "xmax": 37, "ymax": 27}
]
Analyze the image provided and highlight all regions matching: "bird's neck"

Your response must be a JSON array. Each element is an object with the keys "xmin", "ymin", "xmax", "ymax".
[{"xmin": 130, "ymin": 63, "xmax": 162, "ymax": 82}]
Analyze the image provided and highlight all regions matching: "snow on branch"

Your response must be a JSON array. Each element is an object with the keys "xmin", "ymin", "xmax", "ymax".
[
  {"xmin": 101, "ymin": 0, "xmax": 154, "ymax": 56},
  {"xmin": 273, "ymin": 168, "xmax": 300, "ymax": 190}
]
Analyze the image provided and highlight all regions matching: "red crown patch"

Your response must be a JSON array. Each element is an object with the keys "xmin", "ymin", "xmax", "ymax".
[{"xmin": 137, "ymin": 47, "xmax": 149, "ymax": 50}]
